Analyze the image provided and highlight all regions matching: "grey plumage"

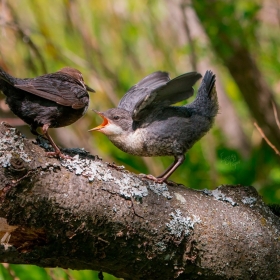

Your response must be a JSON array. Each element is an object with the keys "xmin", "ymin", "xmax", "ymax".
[
  {"xmin": 90, "ymin": 70, "xmax": 218, "ymax": 183},
  {"xmin": 118, "ymin": 71, "xmax": 202, "ymax": 121},
  {"xmin": 118, "ymin": 71, "xmax": 170, "ymax": 112}
]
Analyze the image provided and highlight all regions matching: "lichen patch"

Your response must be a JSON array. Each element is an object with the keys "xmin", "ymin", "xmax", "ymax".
[
  {"xmin": 166, "ymin": 209, "xmax": 200, "ymax": 237},
  {"xmin": 241, "ymin": 196, "xmax": 257, "ymax": 206},
  {"xmin": 149, "ymin": 182, "xmax": 172, "ymax": 199},
  {"xmin": 211, "ymin": 188, "xmax": 237, "ymax": 206},
  {"xmin": 115, "ymin": 175, "xmax": 149, "ymax": 200},
  {"xmin": 61, "ymin": 155, "xmax": 113, "ymax": 181},
  {"xmin": 0, "ymin": 126, "xmax": 31, "ymax": 167},
  {"xmin": 60, "ymin": 154, "xmax": 172, "ymax": 200},
  {"xmin": 202, "ymin": 186, "xmax": 238, "ymax": 206}
]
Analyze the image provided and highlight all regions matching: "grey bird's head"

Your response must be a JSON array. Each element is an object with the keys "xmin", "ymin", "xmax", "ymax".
[
  {"xmin": 58, "ymin": 67, "xmax": 95, "ymax": 92},
  {"xmin": 89, "ymin": 108, "xmax": 133, "ymax": 136}
]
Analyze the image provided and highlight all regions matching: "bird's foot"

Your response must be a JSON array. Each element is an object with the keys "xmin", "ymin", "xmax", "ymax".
[
  {"xmin": 142, "ymin": 174, "xmax": 166, "ymax": 184},
  {"xmin": 45, "ymin": 151, "xmax": 72, "ymax": 160}
]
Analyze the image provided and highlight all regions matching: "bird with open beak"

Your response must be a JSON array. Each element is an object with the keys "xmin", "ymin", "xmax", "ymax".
[
  {"xmin": 89, "ymin": 70, "xmax": 218, "ymax": 183},
  {"xmin": 0, "ymin": 66, "xmax": 94, "ymax": 159}
]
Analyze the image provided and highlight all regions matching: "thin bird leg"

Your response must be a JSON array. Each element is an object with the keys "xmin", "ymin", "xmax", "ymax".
[
  {"xmin": 157, "ymin": 155, "xmax": 185, "ymax": 182},
  {"xmin": 42, "ymin": 124, "xmax": 71, "ymax": 159},
  {"xmin": 144, "ymin": 155, "xmax": 185, "ymax": 184},
  {"xmin": 157, "ymin": 157, "xmax": 180, "ymax": 178},
  {"xmin": 144, "ymin": 159, "xmax": 179, "ymax": 183}
]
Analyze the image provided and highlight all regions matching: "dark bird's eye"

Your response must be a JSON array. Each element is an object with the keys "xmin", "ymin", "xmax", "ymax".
[{"xmin": 113, "ymin": 116, "xmax": 120, "ymax": 120}]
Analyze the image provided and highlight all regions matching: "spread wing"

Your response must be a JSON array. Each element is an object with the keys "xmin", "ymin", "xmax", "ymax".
[
  {"xmin": 118, "ymin": 71, "xmax": 170, "ymax": 113},
  {"xmin": 118, "ymin": 71, "xmax": 202, "ymax": 121},
  {"xmin": 14, "ymin": 73, "xmax": 89, "ymax": 109}
]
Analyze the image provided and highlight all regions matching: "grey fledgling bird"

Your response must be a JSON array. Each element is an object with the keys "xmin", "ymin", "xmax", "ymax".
[
  {"xmin": 89, "ymin": 70, "xmax": 218, "ymax": 183},
  {"xmin": 0, "ymin": 66, "xmax": 94, "ymax": 158}
]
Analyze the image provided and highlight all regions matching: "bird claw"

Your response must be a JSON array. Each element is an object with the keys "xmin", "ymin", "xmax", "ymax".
[
  {"xmin": 142, "ymin": 174, "xmax": 166, "ymax": 184},
  {"xmin": 45, "ymin": 151, "xmax": 72, "ymax": 160}
]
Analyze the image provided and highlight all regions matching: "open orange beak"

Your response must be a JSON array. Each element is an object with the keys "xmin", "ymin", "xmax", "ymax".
[{"xmin": 88, "ymin": 110, "xmax": 109, "ymax": 132}]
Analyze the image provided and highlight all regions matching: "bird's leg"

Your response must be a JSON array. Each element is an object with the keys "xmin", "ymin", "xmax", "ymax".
[
  {"xmin": 31, "ymin": 124, "xmax": 50, "ymax": 143},
  {"xmin": 43, "ymin": 124, "xmax": 61, "ymax": 157},
  {"xmin": 143, "ymin": 161, "xmax": 178, "ymax": 182},
  {"xmin": 144, "ymin": 155, "xmax": 185, "ymax": 184},
  {"xmin": 42, "ymin": 124, "xmax": 71, "ymax": 159}
]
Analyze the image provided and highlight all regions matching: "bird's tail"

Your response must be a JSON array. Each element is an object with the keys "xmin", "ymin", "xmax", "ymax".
[
  {"xmin": 186, "ymin": 70, "xmax": 219, "ymax": 118},
  {"xmin": 0, "ymin": 67, "xmax": 16, "ymax": 86}
]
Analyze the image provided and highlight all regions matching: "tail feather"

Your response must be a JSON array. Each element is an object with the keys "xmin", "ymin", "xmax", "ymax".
[
  {"xmin": 204, "ymin": 70, "xmax": 216, "ymax": 97},
  {"xmin": 186, "ymin": 70, "xmax": 219, "ymax": 117}
]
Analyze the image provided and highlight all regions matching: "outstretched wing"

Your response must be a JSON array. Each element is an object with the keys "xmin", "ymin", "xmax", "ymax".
[
  {"xmin": 15, "ymin": 73, "xmax": 88, "ymax": 109},
  {"xmin": 118, "ymin": 71, "xmax": 202, "ymax": 121},
  {"xmin": 118, "ymin": 71, "xmax": 170, "ymax": 113}
]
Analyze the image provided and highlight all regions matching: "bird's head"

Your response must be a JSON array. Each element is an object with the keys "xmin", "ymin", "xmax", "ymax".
[
  {"xmin": 59, "ymin": 67, "xmax": 95, "ymax": 92},
  {"xmin": 89, "ymin": 108, "xmax": 133, "ymax": 136}
]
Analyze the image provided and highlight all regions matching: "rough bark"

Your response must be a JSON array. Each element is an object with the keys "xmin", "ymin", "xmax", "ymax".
[
  {"xmin": 192, "ymin": 0, "xmax": 280, "ymax": 153},
  {"xmin": 0, "ymin": 122, "xmax": 279, "ymax": 280}
]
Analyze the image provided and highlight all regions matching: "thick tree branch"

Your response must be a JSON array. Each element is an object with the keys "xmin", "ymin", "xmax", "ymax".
[{"xmin": 0, "ymin": 122, "xmax": 279, "ymax": 279}]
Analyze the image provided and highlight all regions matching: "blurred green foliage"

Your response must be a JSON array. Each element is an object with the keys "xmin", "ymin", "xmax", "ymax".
[
  {"xmin": 0, "ymin": 264, "xmax": 118, "ymax": 280},
  {"xmin": 0, "ymin": 0, "xmax": 279, "ymax": 279}
]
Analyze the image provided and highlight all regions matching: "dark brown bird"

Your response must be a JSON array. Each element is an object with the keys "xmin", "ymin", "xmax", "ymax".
[
  {"xmin": 89, "ymin": 70, "xmax": 218, "ymax": 183},
  {"xmin": 0, "ymin": 66, "xmax": 94, "ymax": 158}
]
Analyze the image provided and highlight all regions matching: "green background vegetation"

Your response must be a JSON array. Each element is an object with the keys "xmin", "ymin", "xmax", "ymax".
[{"xmin": 0, "ymin": 0, "xmax": 279, "ymax": 279}]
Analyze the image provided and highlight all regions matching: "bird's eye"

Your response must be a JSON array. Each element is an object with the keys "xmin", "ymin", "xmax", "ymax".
[{"xmin": 113, "ymin": 116, "xmax": 120, "ymax": 120}]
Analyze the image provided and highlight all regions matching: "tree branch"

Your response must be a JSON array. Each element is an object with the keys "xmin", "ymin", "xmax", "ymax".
[
  {"xmin": 254, "ymin": 122, "xmax": 280, "ymax": 156},
  {"xmin": 0, "ymin": 122, "xmax": 279, "ymax": 279}
]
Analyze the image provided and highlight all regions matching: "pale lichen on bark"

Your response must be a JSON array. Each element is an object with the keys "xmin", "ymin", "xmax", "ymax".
[
  {"xmin": 0, "ymin": 125, "xmax": 31, "ymax": 167},
  {"xmin": 166, "ymin": 209, "xmax": 201, "ymax": 237},
  {"xmin": 0, "ymin": 122, "xmax": 279, "ymax": 280}
]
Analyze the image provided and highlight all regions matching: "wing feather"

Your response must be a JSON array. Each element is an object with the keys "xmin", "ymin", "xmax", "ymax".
[
  {"xmin": 118, "ymin": 71, "xmax": 202, "ymax": 121},
  {"xmin": 14, "ymin": 73, "xmax": 88, "ymax": 109},
  {"xmin": 118, "ymin": 71, "xmax": 170, "ymax": 112}
]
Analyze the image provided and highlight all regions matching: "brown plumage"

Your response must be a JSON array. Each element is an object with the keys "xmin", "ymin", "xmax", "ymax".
[{"xmin": 0, "ymin": 66, "xmax": 94, "ymax": 158}]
